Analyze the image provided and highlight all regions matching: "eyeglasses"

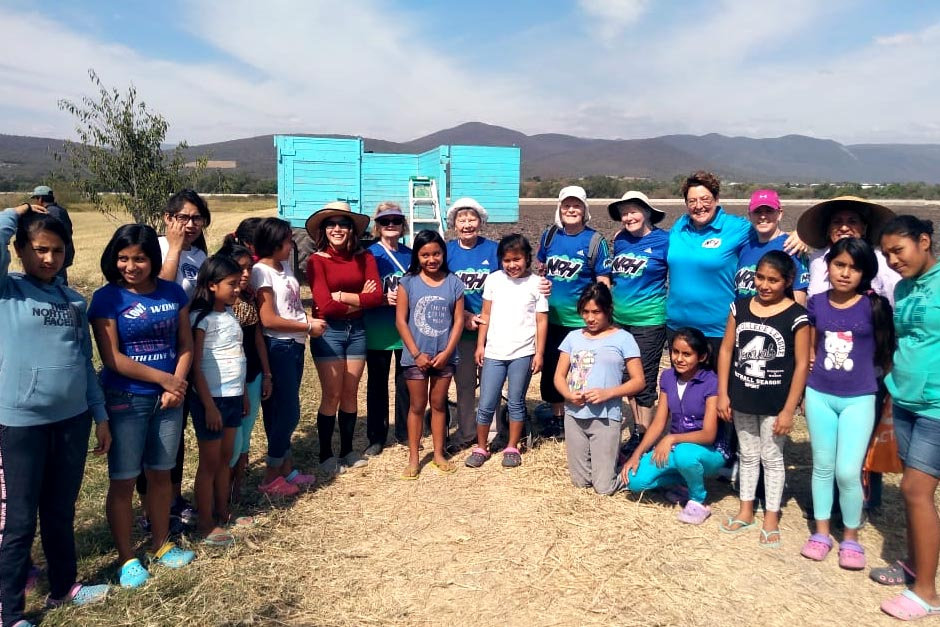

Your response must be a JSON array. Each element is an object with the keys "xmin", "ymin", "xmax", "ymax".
[
  {"xmin": 171, "ymin": 214, "xmax": 206, "ymax": 226},
  {"xmin": 377, "ymin": 217, "xmax": 404, "ymax": 226},
  {"xmin": 324, "ymin": 219, "xmax": 353, "ymax": 230},
  {"xmin": 686, "ymin": 196, "xmax": 715, "ymax": 209}
]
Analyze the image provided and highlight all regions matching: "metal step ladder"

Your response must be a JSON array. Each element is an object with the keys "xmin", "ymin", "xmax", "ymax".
[{"xmin": 407, "ymin": 176, "xmax": 444, "ymax": 245}]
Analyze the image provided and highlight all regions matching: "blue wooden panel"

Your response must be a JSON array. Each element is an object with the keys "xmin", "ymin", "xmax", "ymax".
[
  {"xmin": 361, "ymin": 153, "xmax": 417, "ymax": 215},
  {"xmin": 275, "ymin": 135, "xmax": 363, "ymax": 226},
  {"xmin": 449, "ymin": 146, "xmax": 520, "ymax": 222}
]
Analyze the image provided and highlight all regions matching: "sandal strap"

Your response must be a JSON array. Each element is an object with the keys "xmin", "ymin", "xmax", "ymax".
[
  {"xmin": 470, "ymin": 447, "xmax": 491, "ymax": 457},
  {"xmin": 807, "ymin": 533, "xmax": 832, "ymax": 547},
  {"xmin": 840, "ymin": 540, "xmax": 865, "ymax": 553},
  {"xmin": 503, "ymin": 447, "xmax": 520, "ymax": 454}
]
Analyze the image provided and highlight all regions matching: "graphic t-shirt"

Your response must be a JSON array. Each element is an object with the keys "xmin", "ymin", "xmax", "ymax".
[
  {"xmin": 250, "ymin": 261, "xmax": 306, "ymax": 343},
  {"xmin": 364, "ymin": 241, "xmax": 411, "ymax": 351},
  {"xmin": 610, "ymin": 228, "xmax": 669, "ymax": 326},
  {"xmin": 728, "ymin": 298, "xmax": 809, "ymax": 415},
  {"xmin": 399, "ymin": 273, "xmax": 465, "ymax": 367},
  {"xmin": 558, "ymin": 328, "xmax": 639, "ymax": 421},
  {"xmin": 88, "ymin": 279, "xmax": 188, "ymax": 395},
  {"xmin": 734, "ymin": 234, "xmax": 810, "ymax": 299},
  {"xmin": 806, "ymin": 292, "xmax": 878, "ymax": 396},
  {"xmin": 481, "ymin": 271, "xmax": 549, "ymax": 360},
  {"xmin": 447, "ymin": 237, "xmax": 499, "ymax": 316},
  {"xmin": 537, "ymin": 227, "xmax": 611, "ymax": 327},
  {"xmin": 191, "ymin": 308, "xmax": 246, "ymax": 397},
  {"xmin": 159, "ymin": 237, "xmax": 207, "ymax": 299}
]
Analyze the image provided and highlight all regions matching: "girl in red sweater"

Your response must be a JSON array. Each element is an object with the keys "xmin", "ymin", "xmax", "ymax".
[{"xmin": 305, "ymin": 202, "xmax": 383, "ymax": 476}]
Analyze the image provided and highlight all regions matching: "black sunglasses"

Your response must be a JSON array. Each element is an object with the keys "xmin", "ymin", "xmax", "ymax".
[
  {"xmin": 323, "ymin": 219, "xmax": 353, "ymax": 229},
  {"xmin": 377, "ymin": 216, "xmax": 405, "ymax": 226}
]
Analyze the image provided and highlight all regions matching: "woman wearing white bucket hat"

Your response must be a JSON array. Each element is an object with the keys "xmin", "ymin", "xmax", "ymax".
[
  {"xmin": 445, "ymin": 198, "xmax": 499, "ymax": 452},
  {"xmin": 537, "ymin": 186, "xmax": 611, "ymax": 437}
]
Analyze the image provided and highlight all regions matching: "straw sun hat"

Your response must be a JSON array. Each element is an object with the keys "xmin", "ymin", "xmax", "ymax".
[
  {"xmin": 305, "ymin": 201, "xmax": 371, "ymax": 239},
  {"xmin": 795, "ymin": 196, "xmax": 896, "ymax": 249}
]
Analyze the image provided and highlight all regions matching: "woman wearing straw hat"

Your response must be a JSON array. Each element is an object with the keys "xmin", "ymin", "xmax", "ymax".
[
  {"xmin": 445, "ymin": 197, "xmax": 500, "ymax": 453},
  {"xmin": 538, "ymin": 186, "xmax": 612, "ymax": 437},
  {"xmin": 363, "ymin": 202, "xmax": 412, "ymax": 456},
  {"xmin": 797, "ymin": 196, "xmax": 900, "ymax": 305},
  {"xmin": 305, "ymin": 202, "xmax": 383, "ymax": 476},
  {"xmin": 607, "ymin": 191, "xmax": 669, "ymax": 445}
]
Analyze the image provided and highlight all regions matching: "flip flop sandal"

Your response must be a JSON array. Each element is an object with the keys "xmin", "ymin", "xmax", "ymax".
[
  {"xmin": 881, "ymin": 589, "xmax": 940, "ymax": 620},
  {"xmin": 501, "ymin": 447, "xmax": 523, "ymax": 468},
  {"xmin": 719, "ymin": 517, "xmax": 757, "ymax": 534},
  {"xmin": 759, "ymin": 529, "xmax": 782, "ymax": 549},
  {"xmin": 432, "ymin": 460, "xmax": 458, "ymax": 474},
  {"xmin": 400, "ymin": 465, "xmax": 420, "ymax": 480},
  {"xmin": 119, "ymin": 558, "xmax": 150, "ymax": 589},
  {"xmin": 465, "ymin": 447, "xmax": 491, "ymax": 468},
  {"xmin": 838, "ymin": 540, "xmax": 866, "ymax": 570},
  {"xmin": 800, "ymin": 533, "xmax": 833, "ymax": 561},
  {"xmin": 870, "ymin": 560, "xmax": 917, "ymax": 586},
  {"xmin": 203, "ymin": 530, "xmax": 235, "ymax": 548}
]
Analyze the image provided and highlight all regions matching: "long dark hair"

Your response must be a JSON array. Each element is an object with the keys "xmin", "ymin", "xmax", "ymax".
[
  {"xmin": 223, "ymin": 216, "xmax": 263, "ymax": 253},
  {"xmin": 576, "ymin": 281, "xmax": 613, "ymax": 318},
  {"xmin": 671, "ymin": 326, "xmax": 713, "ymax": 371},
  {"xmin": 165, "ymin": 189, "xmax": 211, "ymax": 254},
  {"xmin": 824, "ymin": 237, "xmax": 895, "ymax": 370},
  {"xmin": 756, "ymin": 250, "xmax": 796, "ymax": 300},
  {"xmin": 190, "ymin": 254, "xmax": 243, "ymax": 329},
  {"xmin": 253, "ymin": 218, "xmax": 293, "ymax": 259},
  {"xmin": 100, "ymin": 224, "xmax": 162, "ymax": 284},
  {"xmin": 880, "ymin": 215, "xmax": 935, "ymax": 256},
  {"xmin": 407, "ymin": 230, "xmax": 449, "ymax": 275}
]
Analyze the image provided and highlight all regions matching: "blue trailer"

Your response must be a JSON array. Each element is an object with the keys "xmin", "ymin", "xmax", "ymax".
[{"xmin": 275, "ymin": 135, "xmax": 520, "ymax": 259}]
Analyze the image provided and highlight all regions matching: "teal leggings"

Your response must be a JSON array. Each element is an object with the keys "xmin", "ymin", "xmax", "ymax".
[
  {"xmin": 804, "ymin": 387, "xmax": 875, "ymax": 529},
  {"xmin": 230, "ymin": 374, "xmax": 262, "ymax": 467},
  {"xmin": 625, "ymin": 442, "xmax": 725, "ymax": 504}
]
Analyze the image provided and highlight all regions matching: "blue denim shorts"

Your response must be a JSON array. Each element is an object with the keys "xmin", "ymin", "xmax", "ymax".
[
  {"xmin": 190, "ymin": 395, "xmax": 244, "ymax": 441},
  {"xmin": 893, "ymin": 404, "xmax": 940, "ymax": 479},
  {"xmin": 105, "ymin": 388, "xmax": 184, "ymax": 480},
  {"xmin": 403, "ymin": 364, "xmax": 455, "ymax": 380},
  {"xmin": 310, "ymin": 318, "xmax": 367, "ymax": 361}
]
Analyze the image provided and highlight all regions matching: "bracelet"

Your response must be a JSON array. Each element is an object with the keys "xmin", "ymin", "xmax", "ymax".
[
  {"xmin": 306, "ymin": 322, "xmax": 313, "ymax": 334},
  {"xmin": 338, "ymin": 290, "xmax": 343, "ymax": 302}
]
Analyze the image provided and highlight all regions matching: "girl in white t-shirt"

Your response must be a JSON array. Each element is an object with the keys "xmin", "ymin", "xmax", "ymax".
[
  {"xmin": 250, "ymin": 219, "xmax": 326, "ymax": 496},
  {"xmin": 467, "ymin": 235, "xmax": 549, "ymax": 469},
  {"xmin": 189, "ymin": 255, "xmax": 246, "ymax": 546}
]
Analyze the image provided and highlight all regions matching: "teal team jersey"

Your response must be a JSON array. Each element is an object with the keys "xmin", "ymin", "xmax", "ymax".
[
  {"xmin": 610, "ymin": 228, "xmax": 669, "ymax": 327},
  {"xmin": 364, "ymin": 241, "xmax": 411, "ymax": 351},
  {"xmin": 666, "ymin": 207, "xmax": 752, "ymax": 337},
  {"xmin": 537, "ymin": 226, "xmax": 611, "ymax": 327}
]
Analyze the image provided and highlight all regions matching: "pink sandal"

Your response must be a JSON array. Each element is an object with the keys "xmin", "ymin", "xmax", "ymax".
[
  {"xmin": 838, "ymin": 540, "xmax": 866, "ymax": 570},
  {"xmin": 800, "ymin": 533, "xmax": 833, "ymax": 561},
  {"xmin": 259, "ymin": 475, "xmax": 299, "ymax": 496},
  {"xmin": 881, "ymin": 589, "xmax": 940, "ymax": 620},
  {"xmin": 676, "ymin": 500, "xmax": 711, "ymax": 525}
]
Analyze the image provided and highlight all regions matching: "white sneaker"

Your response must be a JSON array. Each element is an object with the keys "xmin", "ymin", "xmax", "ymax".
[
  {"xmin": 319, "ymin": 457, "xmax": 347, "ymax": 476},
  {"xmin": 342, "ymin": 452, "xmax": 369, "ymax": 469}
]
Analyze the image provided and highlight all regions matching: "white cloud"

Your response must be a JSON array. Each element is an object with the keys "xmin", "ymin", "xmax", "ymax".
[{"xmin": 578, "ymin": 0, "xmax": 649, "ymax": 41}]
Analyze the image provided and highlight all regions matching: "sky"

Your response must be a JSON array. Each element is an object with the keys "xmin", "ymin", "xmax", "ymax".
[{"xmin": 1, "ymin": 0, "xmax": 939, "ymax": 146}]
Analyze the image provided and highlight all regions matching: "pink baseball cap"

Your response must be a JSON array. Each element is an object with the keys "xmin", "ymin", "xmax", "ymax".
[{"xmin": 748, "ymin": 189, "xmax": 781, "ymax": 212}]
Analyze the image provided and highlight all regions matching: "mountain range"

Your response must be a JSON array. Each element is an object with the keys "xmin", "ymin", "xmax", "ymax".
[{"xmin": 4, "ymin": 122, "xmax": 940, "ymax": 184}]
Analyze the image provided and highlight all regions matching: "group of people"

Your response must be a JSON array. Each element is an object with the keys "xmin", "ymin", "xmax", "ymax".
[{"xmin": 0, "ymin": 170, "xmax": 937, "ymax": 625}]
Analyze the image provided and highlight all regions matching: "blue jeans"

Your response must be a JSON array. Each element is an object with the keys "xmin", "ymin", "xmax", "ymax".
[
  {"xmin": 626, "ymin": 442, "xmax": 726, "ymax": 503},
  {"xmin": 262, "ymin": 338, "xmax": 305, "ymax": 467},
  {"xmin": 804, "ymin": 387, "xmax": 875, "ymax": 528},
  {"xmin": 105, "ymin": 388, "xmax": 184, "ymax": 480},
  {"xmin": 476, "ymin": 356, "xmax": 533, "ymax": 425},
  {"xmin": 894, "ymin": 404, "xmax": 940, "ymax": 479}
]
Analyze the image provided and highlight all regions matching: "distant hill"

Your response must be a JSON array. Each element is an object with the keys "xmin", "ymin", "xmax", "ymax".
[{"xmin": 5, "ymin": 122, "xmax": 940, "ymax": 184}]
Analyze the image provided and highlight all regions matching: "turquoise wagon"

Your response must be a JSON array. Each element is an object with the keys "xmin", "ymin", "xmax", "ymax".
[{"xmin": 274, "ymin": 135, "xmax": 520, "ymax": 266}]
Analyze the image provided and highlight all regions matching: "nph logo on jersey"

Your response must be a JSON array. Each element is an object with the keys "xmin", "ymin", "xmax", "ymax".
[
  {"xmin": 612, "ymin": 254, "xmax": 648, "ymax": 277},
  {"xmin": 455, "ymin": 269, "xmax": 489, "ymax": 291},
  {"xmin": 544, "ymin": 256, "xmax": 584, "ymax": 280}
]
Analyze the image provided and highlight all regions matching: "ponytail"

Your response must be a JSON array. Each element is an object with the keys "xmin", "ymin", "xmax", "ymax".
[{"xmin": 868, "ymin": 291, "xmax": 895, "ymax": 371}]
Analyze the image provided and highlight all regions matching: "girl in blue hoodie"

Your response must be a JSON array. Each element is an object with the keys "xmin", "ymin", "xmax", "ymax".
[{"xmin": 0, "ymin": 203, "xmax": 112, "ymax": 627}]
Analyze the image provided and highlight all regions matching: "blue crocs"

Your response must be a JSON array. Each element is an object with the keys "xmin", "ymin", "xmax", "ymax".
[
  {"xmin": 46, "ymin": 582, "xmax": 110, "ymax": 608},
  {"xmin": 150, "ymin": 541, "xmax": 195, "ymax": 569},
  {"xmin": 119, "ymin": 558, "xmax": 150, "ymax": 589}
]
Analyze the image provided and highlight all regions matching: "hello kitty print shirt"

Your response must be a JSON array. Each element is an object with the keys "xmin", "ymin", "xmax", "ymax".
[{"xmin": 806, "ymin": 292, "xmax": 878, "ymax": 397}]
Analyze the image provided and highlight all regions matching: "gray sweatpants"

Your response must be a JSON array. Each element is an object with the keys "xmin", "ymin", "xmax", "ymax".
[
  {"xmin": 565, "ymin": 414, "xmax": 623, "ymax": 495},
  {"xmin": 452, "ymin": 336, "xmax": 479, "ymax": 446},
  {"xmin": 733, "ymin": 410, "xmax": 787, "ymax": 512}
]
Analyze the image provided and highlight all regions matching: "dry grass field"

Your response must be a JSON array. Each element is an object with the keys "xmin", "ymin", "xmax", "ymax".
[{"xmin": 5, "ymin": 196, "xmax": 936, "ymax": 626}]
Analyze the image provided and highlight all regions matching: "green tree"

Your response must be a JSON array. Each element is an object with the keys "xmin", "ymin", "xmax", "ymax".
[{"xmin": 57, "ymin": 69, "xmax": 205, "ymax": 227}]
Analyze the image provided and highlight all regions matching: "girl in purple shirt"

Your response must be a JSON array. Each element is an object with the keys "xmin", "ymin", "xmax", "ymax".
[
  {"xmin": 801, "ymin": 238, "xmax": 894, "ymax": 570},
  {"xmin": 621, "ymin": 327, "xmax": 730, "ymax": 525}
]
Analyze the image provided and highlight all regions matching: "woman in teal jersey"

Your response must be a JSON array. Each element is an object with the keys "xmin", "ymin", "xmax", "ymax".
[
  {"xmin": 537, "ymin": 186, "xmax": 611, "ymax": 437},
  {"xmin": 607, "ymin": 191, "xmax": 668, "ymax": 438}
]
